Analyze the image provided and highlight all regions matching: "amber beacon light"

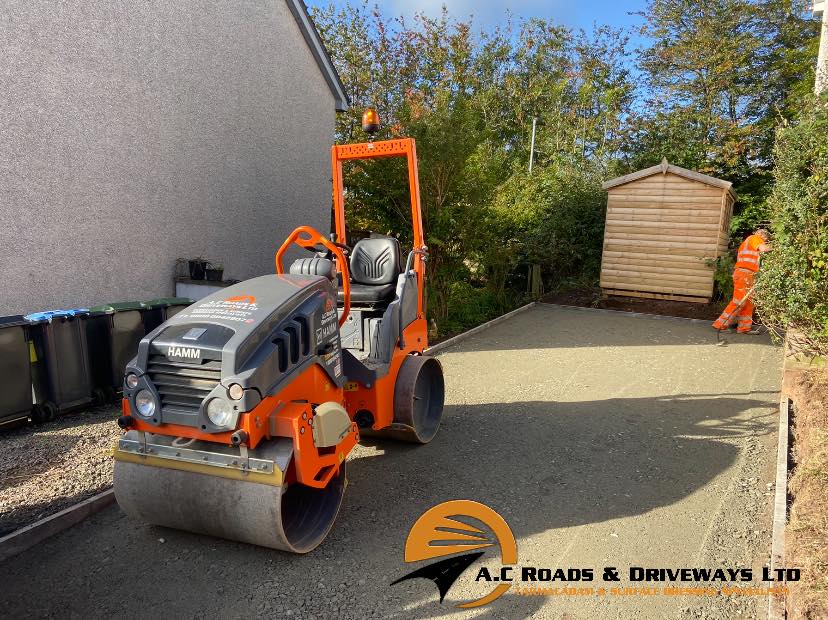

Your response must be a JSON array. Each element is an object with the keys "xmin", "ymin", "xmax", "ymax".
[{"xmin": 362, "ymin": 107, "xmax": 381, "ymax": 134}]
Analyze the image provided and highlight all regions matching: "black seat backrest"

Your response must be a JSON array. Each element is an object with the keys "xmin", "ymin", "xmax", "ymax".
[{"xmin": 350, "ymin": 237, "xmax": 401, "ymax": 285}]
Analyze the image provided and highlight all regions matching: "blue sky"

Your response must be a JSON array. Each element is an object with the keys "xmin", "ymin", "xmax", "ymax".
[{"xmin": 306, "ymin": 1, "xmax": 648, "ymax": 38}]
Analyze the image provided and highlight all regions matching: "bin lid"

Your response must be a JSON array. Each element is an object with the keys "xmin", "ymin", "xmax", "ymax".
[
  {"xmin": 89, "ymin": 301, "xmax": 146, "ymax": 314},
  {"xmin": 0, "ymin": 314, "xmax": 30, "ymax": 328},
  {"xmin": 25, "ymin": 309, "xmax": 90, "ymax": 323},
  {"xmin": 145, "ymin": 297, "xmax": 194, "ymax": 308}
]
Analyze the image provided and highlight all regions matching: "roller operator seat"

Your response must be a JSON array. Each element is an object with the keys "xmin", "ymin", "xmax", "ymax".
[{"xmin": 337, "ymin": 237, "xmax": 402, "ymax": 306}]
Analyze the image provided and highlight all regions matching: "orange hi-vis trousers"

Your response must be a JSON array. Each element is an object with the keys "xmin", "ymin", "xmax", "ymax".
[{"xmin": 713, "ymin": 268, "xmax": 756, "ymax": 332}]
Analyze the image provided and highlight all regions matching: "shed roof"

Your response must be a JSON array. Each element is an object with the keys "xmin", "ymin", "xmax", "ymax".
[
  {"xmin": 602, "ymin": 158, "xmax": 737, "ymax": 200},
  {"xmin": 287, "ymin": 0, "xmax": 349, "ymax": 111}
]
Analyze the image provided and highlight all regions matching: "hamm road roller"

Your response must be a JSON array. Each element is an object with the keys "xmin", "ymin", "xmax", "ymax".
[{"xmin": 113, "ymin": 132, "xmax": 445, "ymax": 553}]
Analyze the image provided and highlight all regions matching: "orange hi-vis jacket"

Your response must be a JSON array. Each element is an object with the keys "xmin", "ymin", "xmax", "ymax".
[{"xmin": 735, "ymin": 234, "xmax": 765, "ymax": 272}]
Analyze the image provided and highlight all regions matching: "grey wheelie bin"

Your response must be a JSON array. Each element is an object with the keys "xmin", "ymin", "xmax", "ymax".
[
  {"xmin": 26, "ymin": 309, "xmax": 96, "ymax": 417},
  {"xmin": 86, "ymin": 302, "xmax": 148, "ymax": 400},
  {"xmin": 0, "ymin": 315, "xmax": 43, "ymax": 424}
]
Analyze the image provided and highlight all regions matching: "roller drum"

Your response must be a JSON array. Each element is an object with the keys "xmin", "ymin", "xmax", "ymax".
[
  {"xmin": 114, "ymin": 458, "xmax": 346, "ymax": 554},
  {"xmin": 368, "ymin": 355, "xmax": 445, "ymax": 443}
]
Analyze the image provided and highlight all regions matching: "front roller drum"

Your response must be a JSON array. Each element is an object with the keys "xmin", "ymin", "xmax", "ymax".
[
  {"xmin": 114, "ymin": 458, "xmax": 346, "ymax": 553},
  {"xmin": 374, "ymin": 354, "xmax": 445, "ymax": 444}
]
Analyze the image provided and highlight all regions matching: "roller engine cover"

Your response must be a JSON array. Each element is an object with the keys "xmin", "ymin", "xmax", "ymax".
[{"xmin": 122, "ymin": 274, "xmax": 344, "ymax": 433}]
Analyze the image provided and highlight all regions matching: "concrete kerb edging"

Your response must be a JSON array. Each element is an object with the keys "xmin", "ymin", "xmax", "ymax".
[
  {"xmin": 539, "ymin": 302, "xmax": 716, "ymax": 326},
  {"xmin": 768, "ymin": 395, "xmax": 791, "ymax": 620},
  {"xmin": 0, "ymin": 489, "xmax": 115, "ymax": 564},
  {"xmin": 425, "ymin": 302, "xmax": 537, "ymax": 354}
]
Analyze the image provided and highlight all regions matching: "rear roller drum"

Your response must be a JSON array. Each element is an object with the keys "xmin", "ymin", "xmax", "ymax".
[
  {"xmin": 375, "ymin": 354, "xmax": 445, "ymax": 444},
  {"xmin": 114, "ymin": 449, "xmax": 346, "ymax": 554}
]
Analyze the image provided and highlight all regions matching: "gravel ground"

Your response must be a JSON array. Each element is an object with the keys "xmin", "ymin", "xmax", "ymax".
[
  {"xmin": 0, "ymin": 404, "xmax": 121, "ymax": 536},
  {"xmin": 0, "ymin": 306, "xmax": 782, "ymax": 619}
]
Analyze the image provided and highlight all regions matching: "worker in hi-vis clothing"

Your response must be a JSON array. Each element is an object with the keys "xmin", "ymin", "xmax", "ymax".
[{"xmin": 712, "ymin": 229, "xmax": 771, "ymax": 334}]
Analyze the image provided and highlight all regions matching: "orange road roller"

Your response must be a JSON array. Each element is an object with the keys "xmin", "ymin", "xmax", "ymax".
[{"xmin": 113, "ymin": 133, "xmax": 445, "ymax": 553}]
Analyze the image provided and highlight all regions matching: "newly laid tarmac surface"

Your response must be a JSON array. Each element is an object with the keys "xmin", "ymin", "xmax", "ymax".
[{"xmin": 0, "ymin": 305, "xmax": 782, "ymax": 619}]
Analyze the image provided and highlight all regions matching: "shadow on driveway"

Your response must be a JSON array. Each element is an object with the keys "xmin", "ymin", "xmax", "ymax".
[
  {"xmin": 0, "ymin": 390, "xmax": 777, "ymax": 618},
  {"xmin": 349, "ymin": 393, "xmax": 775, "ymax": 539}
]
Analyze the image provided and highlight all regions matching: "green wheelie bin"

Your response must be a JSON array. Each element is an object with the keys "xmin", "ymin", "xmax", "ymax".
[
  {"xmin": 86, "ymin": 302, "xmax": 148, "ymax": 400},
  {"xmin": 143, "ymin": 297, "xmax": 193, "ymax": 332}
]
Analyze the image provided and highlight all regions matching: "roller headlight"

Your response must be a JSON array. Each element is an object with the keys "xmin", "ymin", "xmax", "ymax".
[
  {"xmin": 207, "ymin": 398, "xmax": 234, "ymax": 427},
  {"xmin": 134, "ymin": 390, "xmax": 156, "ymax": 418},
  {"xmin": 125, "ymin": 373, "xmax": 139, "ymax": 389}
]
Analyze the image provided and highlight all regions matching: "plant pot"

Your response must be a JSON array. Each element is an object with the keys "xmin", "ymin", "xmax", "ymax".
[
  {"xmin": 188, "ymin": 260, "xmax": 208, "ymax": 280},
  {"xmin": 205, "ymin": 267, "xmax": 224, "ymax": 282}
]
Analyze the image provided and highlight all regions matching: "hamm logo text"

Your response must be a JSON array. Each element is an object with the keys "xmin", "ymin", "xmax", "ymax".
[{"xmin": 167, "ymin": 347, "xmax": 201, "ymax": 360}]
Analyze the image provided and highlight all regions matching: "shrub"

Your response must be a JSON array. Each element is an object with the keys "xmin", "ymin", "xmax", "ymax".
[
  {"xmin": 489, "ymin": 166, "xmax": 608, "ymax": 291},
  {"xmin": 437, "ymin": 280, "xmax": 524, "ymax": 337},
  {"xmin": 754, "ymin": 97, "xmax": 828, "ymax": 355},
  {"xmin": 708, "ymin": 252, "xmax": 736, "ymax": 302}
]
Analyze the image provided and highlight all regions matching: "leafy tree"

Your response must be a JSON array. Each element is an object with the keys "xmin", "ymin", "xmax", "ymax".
[
  {"xmin": 311, "ymin": 2, "xmax": 632, "ymax": 331},
  {"xmin": 632, "ymin": 0, "xmax": 763, "ymax": 175},
  {"xmin": 628, "ymin": 0, "xmax": 820, "ymax": 238},
  {"xmin": 309, "ymin": 0, "xmax": 821, "ymax": 334}
]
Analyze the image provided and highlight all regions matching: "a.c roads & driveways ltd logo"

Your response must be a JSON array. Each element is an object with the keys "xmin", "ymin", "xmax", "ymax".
[{"xmin": 391, "ymin": 499, "xmax": 517, "ymax": 608}]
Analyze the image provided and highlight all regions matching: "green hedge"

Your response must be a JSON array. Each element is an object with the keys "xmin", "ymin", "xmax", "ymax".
[
  {"xmin": 489, "ymin": 166, "xmax": 608, "ymax": 290},
  {"xmin": 754, "ymin": 97, "xmax": 828, "ymax": 354}
]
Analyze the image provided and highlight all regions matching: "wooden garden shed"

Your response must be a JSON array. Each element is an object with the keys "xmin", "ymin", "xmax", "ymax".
[{"xmin": 600, "ymin": 159, "xmax": 736, "ymax": 303}]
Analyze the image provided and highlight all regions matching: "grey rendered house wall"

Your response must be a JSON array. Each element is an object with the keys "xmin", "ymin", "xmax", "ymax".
[{"xmin": 0, "ymin": 0, "xmax": 335, "ymax": 315}]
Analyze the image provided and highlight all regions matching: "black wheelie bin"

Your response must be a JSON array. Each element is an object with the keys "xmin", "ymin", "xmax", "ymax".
[
  {"xmin": 0, "ymin": 315, "xmax": 44, "ymax": 424},
  {"xmin": 26, "ymin": 309, "xmax": 97, "ymax": 418}
]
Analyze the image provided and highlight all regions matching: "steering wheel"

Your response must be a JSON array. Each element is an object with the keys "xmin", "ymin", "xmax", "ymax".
[{"xmin": 275, "ymin": 226, "xmax": 350, "ymax": 327}]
